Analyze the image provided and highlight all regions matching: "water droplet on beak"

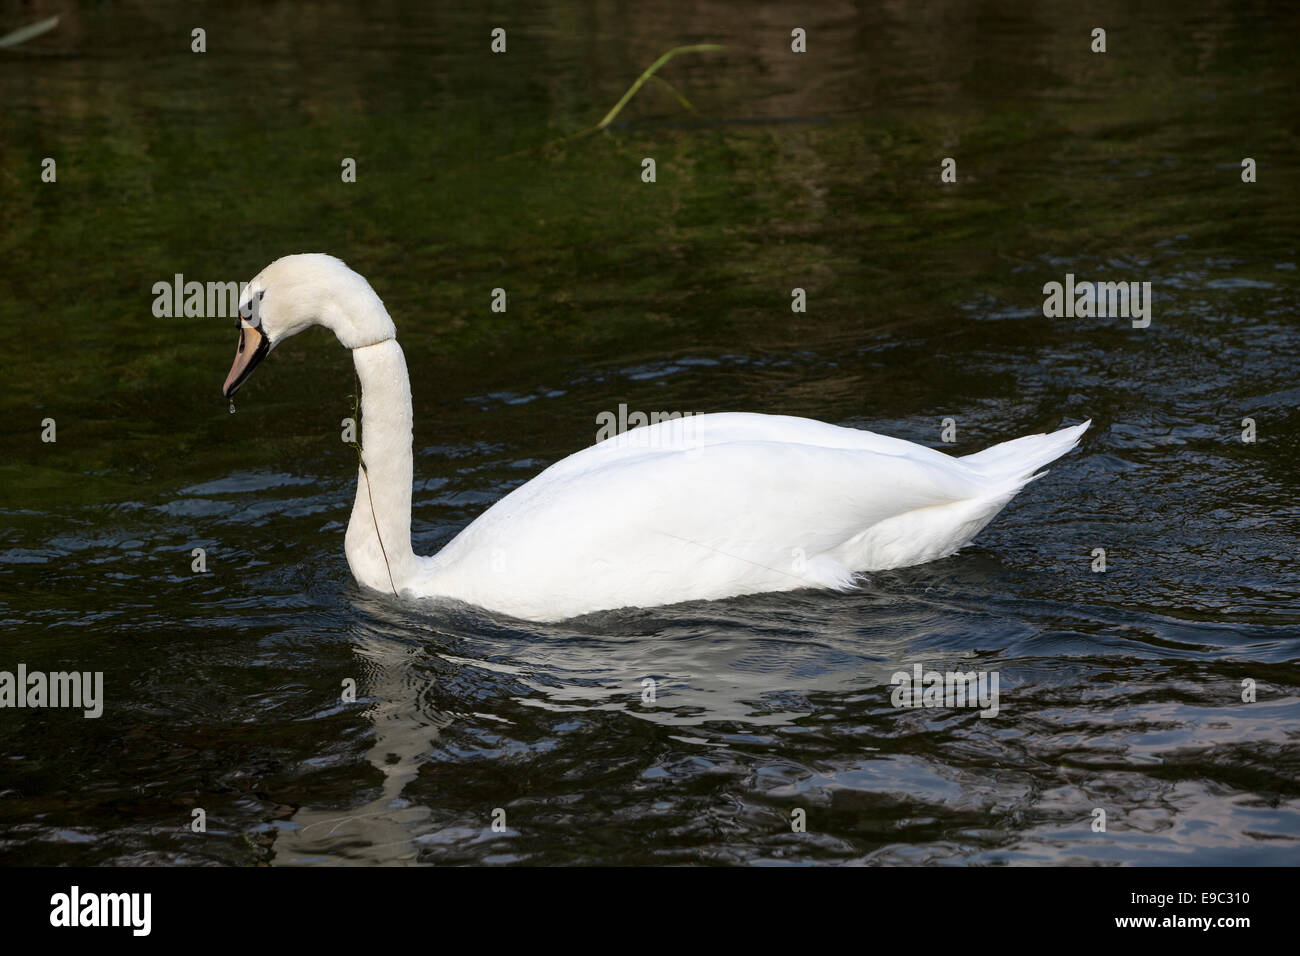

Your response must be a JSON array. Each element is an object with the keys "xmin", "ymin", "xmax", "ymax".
[{"xmin": 228, "ymin": 400, "xmax": 236, "ymax": 415}]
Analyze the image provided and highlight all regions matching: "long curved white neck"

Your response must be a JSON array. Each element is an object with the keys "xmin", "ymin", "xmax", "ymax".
[{"xmin": 344, "ymin": 339, "xmax": 418, "ymax": 593}]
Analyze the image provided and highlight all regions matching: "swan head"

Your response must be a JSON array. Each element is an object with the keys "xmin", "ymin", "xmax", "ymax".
[{"xmin": 222, "ymin": 253, "xmax": 397, "ymax": 398}]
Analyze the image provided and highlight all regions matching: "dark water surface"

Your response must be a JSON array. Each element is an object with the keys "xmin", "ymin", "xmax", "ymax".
[{"xmin": 1, "ymin": 1, "xmax": 1297, "ymax": 864}]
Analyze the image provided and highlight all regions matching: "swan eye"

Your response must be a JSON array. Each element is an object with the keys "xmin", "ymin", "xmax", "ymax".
[{"xmin": 237, "ymin": 291, "xmax": 267, "ymax": 328}]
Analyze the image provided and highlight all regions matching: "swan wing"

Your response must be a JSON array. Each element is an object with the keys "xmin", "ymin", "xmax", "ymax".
[
  {"xmin": 545, "ymin": 411, "xmax": 958, "ymax": 478},
  {"xmin": 423, "ymin": 422, "xmax": 1013, "ymax": 620}
]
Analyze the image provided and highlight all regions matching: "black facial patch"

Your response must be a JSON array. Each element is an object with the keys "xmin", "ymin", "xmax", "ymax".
[{"xmin": 237, "ymin": 290, "xmax": 267, "ymax": 328}]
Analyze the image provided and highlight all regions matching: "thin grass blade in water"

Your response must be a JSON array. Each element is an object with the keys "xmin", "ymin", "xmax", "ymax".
[
  {"xmin": 595, "ymin": 43, "xmax": 725, "ymax": 130},
  {"xmin": 0, "ymin": 16, "xmax": 59, "ymax": 50}
]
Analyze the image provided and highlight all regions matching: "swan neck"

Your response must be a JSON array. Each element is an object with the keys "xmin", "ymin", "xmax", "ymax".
[{"xmin": 345, "ymin": 338, "xmax": 416, "ymax": 592}]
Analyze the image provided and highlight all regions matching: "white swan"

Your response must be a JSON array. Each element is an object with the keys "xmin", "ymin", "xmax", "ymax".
[{"xmin": 222, "ymin": 254, "xmax": 1089, "ymax": 623}]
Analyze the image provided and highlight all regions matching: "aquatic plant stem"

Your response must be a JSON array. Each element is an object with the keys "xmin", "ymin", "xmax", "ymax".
[
  {"xmin": 592, "ymin": 44, "xmax": 723, "ymax": 131},
  {"xmin": 490, "ymin": 43, "xmax": 724, "ymax": 163}
]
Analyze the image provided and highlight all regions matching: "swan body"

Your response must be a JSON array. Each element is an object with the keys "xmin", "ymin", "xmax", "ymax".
[{"xmin": 224, "ymin": 255, "xmax": 1089, "ymax": 623}]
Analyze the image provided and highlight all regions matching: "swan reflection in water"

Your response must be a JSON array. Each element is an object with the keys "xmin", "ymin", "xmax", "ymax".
[{"xmin": 272, "ymin": 581, "xmax": 968, "ymax": 865}]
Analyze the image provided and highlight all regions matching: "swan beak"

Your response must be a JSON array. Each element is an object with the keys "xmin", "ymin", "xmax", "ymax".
[{"xmin": 222, "ymin": 323, "xmax": 270, "ymax": 398}]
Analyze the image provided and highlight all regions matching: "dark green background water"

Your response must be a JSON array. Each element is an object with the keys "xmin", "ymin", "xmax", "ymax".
[{"xmin": 1, "ymin": 0, "xmax": 1297, "ymax": 864}]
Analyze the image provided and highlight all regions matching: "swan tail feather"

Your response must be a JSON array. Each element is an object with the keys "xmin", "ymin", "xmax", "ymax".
[{"xmin": 961, "ymin": 420, "xmax": 1091, "ymax": 484}]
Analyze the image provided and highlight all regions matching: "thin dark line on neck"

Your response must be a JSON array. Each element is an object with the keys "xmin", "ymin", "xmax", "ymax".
[{"xmin": 351, "ymin": 368, "xmax": 397, "ymax": 597}]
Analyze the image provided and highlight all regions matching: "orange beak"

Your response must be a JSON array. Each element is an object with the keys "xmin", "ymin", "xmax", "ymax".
[{"xmin": 222, "ymin": 322, "xmax": 269, "ymax": 398}]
